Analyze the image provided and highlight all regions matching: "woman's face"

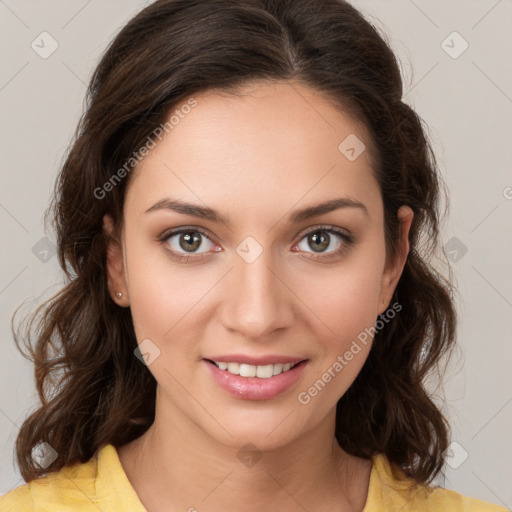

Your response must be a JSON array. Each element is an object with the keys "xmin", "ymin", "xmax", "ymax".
[{"xmin": 106, "ymin": 80, "xmax": 412, "ymax": 450}]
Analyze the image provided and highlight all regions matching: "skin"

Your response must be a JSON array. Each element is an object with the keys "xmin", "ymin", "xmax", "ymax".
[{"xmin": 104, "ymin": 80, "xmax": 414, "ymax": 512}]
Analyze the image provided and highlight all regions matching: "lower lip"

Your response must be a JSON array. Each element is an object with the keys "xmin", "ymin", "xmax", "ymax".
[{"xmin": 203, "ymin": 359, "xmax": 308, "ymax": 400}]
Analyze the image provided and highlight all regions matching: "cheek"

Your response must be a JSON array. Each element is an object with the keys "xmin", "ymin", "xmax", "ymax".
[
  {"xmin": 301, "ymin": 251, "xmax": 385, "ymax": 340},
  {"xmin": 124, "ymin": 237, "xmax": 206, "ymax": 342},
  {"xmin": 293, "ymin": 261, "xmax": 383, "ymax": 420}
]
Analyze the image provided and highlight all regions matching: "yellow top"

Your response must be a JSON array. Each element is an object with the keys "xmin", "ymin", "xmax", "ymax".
[{"xmin": 0, "ymin": 443, "xmax": 507, "ymax": 511}]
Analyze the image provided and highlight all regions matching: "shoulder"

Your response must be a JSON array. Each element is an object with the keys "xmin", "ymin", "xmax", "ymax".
[
  {"xmin": 366, "ymin": 453, "xmax": 508, "ymax": 512},
  {"xmin": 0, "ymin": 448, "xmax": 101, "ymax": 512},
  {"xmin": 0, "ymin": 484, "xmax": 33, "ymax": 511},
  {"xmin": 0, "ymin": 444, "xmax": 146, "ymax": 511}
]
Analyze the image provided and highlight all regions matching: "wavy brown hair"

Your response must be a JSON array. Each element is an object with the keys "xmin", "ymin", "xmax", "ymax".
[{"xmin": 12, "ymin": 0, "xmax": 457, "ymax": 486}]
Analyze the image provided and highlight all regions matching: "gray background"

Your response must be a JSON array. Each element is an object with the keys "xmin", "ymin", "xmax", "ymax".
[{"xmin": 0, "ymin": 0, "xmax": 511, "ymax": 507}]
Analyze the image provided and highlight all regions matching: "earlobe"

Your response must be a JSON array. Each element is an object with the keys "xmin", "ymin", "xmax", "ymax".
[
  {"xmin": 378, "ymin": 205, "xmax": 414, "ymax": 314},
  {"xmin": 103, "ymin": 214, "xmax": 129, "ymax": 306}
]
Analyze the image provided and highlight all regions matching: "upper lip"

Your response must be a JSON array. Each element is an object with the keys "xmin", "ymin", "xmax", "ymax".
[{"xmin": 204, "ymin": 355, "xmax": 307, "ymax": 366}]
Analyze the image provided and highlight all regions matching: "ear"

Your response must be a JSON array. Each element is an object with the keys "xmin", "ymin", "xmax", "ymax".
[
  {"xmin": 377, "ymin": 205, "xmax": 414, "ymax": 315},
  {"xmin": 103, "ymin": 213, "xmax": 129, "ymax": 307}
]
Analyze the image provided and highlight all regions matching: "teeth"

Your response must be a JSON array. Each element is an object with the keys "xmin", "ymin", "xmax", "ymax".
[
  {"xmin": 212, "ymin": 360, "xmax": 299, "ymax": 378},
  {"xmin": 227, "ymin": 362, "xmax": 239, "ymax": 374}
]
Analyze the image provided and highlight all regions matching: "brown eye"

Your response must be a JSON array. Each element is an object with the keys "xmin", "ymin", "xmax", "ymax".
[
  {"xmin": 307, "ymin": 231, "xmax": 330, "ymax": 252},
  {"xmin": 178, "ymin": 231, "xmax": 203, "ymax": 252},
  {"xmin": 158, "ymin": 227, "xmax": 219, "ymax": 261},
  {"xmin": 295, "ymin": 226, "xmax": 354, "ymax": 260}
]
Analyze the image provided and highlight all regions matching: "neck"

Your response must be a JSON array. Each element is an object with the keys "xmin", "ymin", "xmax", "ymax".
[{"xmin": 118, "ymin": 390, "xmax": 371, "ymax": 512}]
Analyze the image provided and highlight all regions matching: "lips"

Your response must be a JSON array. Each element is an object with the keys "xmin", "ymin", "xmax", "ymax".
[{"xmin": 203, "ymin": 357, "xmax": 309, "ymax": 400}]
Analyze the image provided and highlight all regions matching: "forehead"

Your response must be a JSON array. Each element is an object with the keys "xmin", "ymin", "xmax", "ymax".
[{"xmin": 125, "ymin": 80, "xmax": 381, "ymax": 224}]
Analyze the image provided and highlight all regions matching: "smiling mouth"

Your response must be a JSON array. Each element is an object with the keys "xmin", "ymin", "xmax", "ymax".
[{"xmin": 204, "ymin": 359, "xmax": 306, "ymax": 379}]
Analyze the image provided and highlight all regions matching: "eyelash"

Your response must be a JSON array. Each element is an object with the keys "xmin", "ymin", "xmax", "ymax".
[{"xmin": 156, "ymin": 225, "xmax": 354, "ymax": 263}]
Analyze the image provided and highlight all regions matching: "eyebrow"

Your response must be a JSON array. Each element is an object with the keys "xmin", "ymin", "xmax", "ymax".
[{"xmin": 144, "ymin": 196, "xmax": 369, "ymax": 225}]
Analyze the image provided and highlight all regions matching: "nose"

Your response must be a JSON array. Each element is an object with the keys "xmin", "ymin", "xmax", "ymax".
[{"xmin": 220, "ymin": 251, "xmax": 295, "ymax": 340}]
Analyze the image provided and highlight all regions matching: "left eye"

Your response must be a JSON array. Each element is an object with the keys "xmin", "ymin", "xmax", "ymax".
[{"xmin": 295, "ymin": 227, "xmax": 351, "ymax": 256}]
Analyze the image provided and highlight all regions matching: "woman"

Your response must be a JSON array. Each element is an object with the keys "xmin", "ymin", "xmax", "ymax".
[{"xmin": 1, "ymin": 0, "xmax": 506, "ymax": 510}]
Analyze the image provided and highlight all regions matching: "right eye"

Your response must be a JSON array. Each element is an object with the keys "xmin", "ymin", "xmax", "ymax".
[{"xmin": 157, "ymin": 227, "xmax": 221, "ymax": 262}]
